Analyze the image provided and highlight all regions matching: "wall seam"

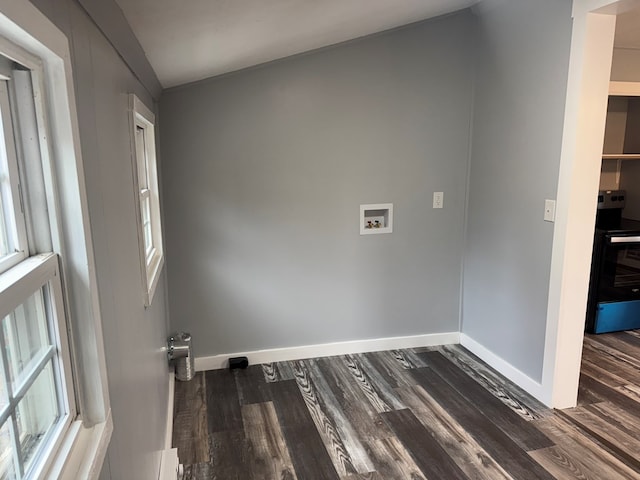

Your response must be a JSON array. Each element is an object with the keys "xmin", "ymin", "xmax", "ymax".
[
  {"xmin": 74, "ymin": 0, "xmax": 162, "ymax": 99},
  {"xmin": 458, "ymin": 14, "xmax": 478, "ymax": 337}
]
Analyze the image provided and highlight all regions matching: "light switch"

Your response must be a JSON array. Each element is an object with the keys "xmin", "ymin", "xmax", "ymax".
[
  {"xmin": 544, "ymin": 199, "xmax": 556, "ymax": 222},
  {"xmin": 433, "ymin": 192, "xmax": 443, "ymax": 209}
]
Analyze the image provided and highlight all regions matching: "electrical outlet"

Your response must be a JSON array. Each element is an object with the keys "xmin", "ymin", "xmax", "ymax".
[
  {"xmin": 433, "ymin": 192, "xmax": 443, "ymax": 209},
  {"xmin": 544, "ymin": 199, "xmax": 556, "ymax": 222}
]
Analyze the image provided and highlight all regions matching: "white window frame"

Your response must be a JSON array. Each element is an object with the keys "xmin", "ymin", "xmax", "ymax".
[
  {"xmin": 0, "ymin": 77, "xmax": 27, "ymax": 274},
  {"xmin": 0, "ymin": 1, "xmax": 112, "ymax": 479},
  {"xmin": 0, "ymin": 254, "xmax": 74, "ymax": 479},
  {"xmin": 129, "ymin": 94, "xmax": 163, "ymax": 307}
]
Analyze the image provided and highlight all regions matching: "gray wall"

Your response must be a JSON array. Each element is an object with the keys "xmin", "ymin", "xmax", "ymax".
[
  {"xmin": 462, "ymin": 0, "xmax": 572, "ymax": 381},
  {"xmin": 30, "ymin": 1, "xmax": 170, "ymax": 479},
  {"xmin": 160, "ymin": 12, "xmax": 474, "ymax": 358}
]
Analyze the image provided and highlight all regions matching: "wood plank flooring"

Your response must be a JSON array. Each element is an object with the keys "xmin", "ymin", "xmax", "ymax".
[{"xmin": 173, "ymin": 333, "xmax": 640, "ymax": 479}]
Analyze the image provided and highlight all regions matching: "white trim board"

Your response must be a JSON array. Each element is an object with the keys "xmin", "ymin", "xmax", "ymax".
[
  {"xmin": 460, "ymin": 334, "xmax": 545, "ymax": 403},
  {"xmin": 165, "ymin": 372, "xmax": 175, "ymax": 450},
  {"xmin": 542, "ymin": 0, "xmax": 634, "ymax": 410},
  {"xmin": 57, "ymin": 410, "xmax": 113, "ymax": 480},
  {"xmin": 195, "ymin": 332, "xmax": 459, "ymax": 371},
  {"xmin": 609, "ymin": 81, "xmax": 640, "ymax": 96},
  {"xmin": 158, "ymin": 448, "xmax": 180, "ymax": 480}
]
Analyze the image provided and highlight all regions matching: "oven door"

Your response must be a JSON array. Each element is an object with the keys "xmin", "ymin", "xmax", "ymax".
[
  {"xmin": 600, "ymin": 233, "xmax": 640, "ymax": 298},
  {"xmin": 589, "ymin": 232, "xmax": 640, "ymax": 333}
]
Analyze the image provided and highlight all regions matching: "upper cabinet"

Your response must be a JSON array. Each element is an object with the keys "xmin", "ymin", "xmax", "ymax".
[{"xmin": 603, "ymin": 82, "xmax": 640, "ymax": 159}]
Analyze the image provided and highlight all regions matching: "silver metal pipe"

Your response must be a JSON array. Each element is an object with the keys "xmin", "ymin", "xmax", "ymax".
[{"xmin": 167, "ymin": 332, "xmax": 194, "ymax": 381}]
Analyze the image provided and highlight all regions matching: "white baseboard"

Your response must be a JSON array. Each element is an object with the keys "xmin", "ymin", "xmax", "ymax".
[
  {"xmin": 160, "ymin": 373, "xmax": 179, "ymax": 480},
  {"xmin": 195, "ymin": 331, "xmax": 460, "ymax": 371},
  {"xmin": 165, "ymin": 372, "xmax": 175, "ymax": 450},
  {"xmin": 460, "ymin": 333, "xmax": 545, "ymax": 402},
  {"xmin": 158, "ymin": 448, "xmax": 180, "ymax": 480}
]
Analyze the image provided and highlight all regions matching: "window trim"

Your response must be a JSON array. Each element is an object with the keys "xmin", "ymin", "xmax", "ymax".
[
  {"xmin": 129, "ymin": 94, "xmax": 163, "ymax": 307},
  {"xmin": 0, "ymin": 0, "xmax": 112, "ymax": 478},
  {"xmin": 0, "ymin": 254, "xmax": 76, "ymax": 479},
  {"xmin": 0, "ymin": 78, "xmax": 28, "ymax": 274}
]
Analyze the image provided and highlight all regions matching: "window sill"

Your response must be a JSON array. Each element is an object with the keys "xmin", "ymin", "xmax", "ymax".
[{"xmin": 47, "ymin": 410, "xmax": 113, "ymax": 480}]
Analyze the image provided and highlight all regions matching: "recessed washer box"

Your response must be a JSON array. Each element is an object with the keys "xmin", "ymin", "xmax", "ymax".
[{"xmin": 360, "ymin": 203, "xmax": 393, "ymax": 235}]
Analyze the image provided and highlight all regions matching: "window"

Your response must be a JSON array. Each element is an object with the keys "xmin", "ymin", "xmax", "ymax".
[
  {"xmin": 0, "ymin": 256, "xmax": 74, "ymax": 479},
  {"xmin": 0, "ymin": 51, "xmax": 75, "ymax": 479},
  {"xmin": 0, "ymin": 2, "xmax": 113, "ymax": 478},
  {"xmin": 130, "ymin": 95, "xmax": 163, "ymax": 307},
  {"xmin": 0, "ymin": 77, "xmax": 27, "ymax": 273}
]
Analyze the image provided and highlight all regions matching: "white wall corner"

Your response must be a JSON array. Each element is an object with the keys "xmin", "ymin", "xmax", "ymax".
[
  {"xmin": 194, "ymin": 332, "xmax": 460, "ymax": 371},
  {"xmin": 543, "ymin": 3, "xmax": 617, "ymax": 410}
]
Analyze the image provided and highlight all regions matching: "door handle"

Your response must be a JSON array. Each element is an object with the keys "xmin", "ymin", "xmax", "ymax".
[{"xmin": 609, "ymin": 235, "xmax": 640, "ymax": 244}]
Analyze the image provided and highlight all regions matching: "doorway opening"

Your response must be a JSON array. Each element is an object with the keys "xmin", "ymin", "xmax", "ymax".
[{"xmin": 544, "ymin": 0, "xmax": 640, "ymax": 409}]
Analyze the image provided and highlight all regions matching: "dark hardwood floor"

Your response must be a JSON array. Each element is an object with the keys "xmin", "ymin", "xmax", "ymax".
[{"xmin": 173, "ymin": 332, "xmax": 640, "ymax": 479}]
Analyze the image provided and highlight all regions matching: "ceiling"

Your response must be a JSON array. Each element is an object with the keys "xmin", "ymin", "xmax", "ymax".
[
  {"xmin": 113, "ymin": 1, "xmax": 640, "ymax": 89},
  {"xmin": 114, "ymin": 0, "xmax": 475, "ymax": 88}
]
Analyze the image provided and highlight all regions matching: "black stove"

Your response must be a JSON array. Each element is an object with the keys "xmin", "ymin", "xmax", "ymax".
[{"xmin": 586, "ymin": 190, "xmax": 640, "ymax": 333}]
